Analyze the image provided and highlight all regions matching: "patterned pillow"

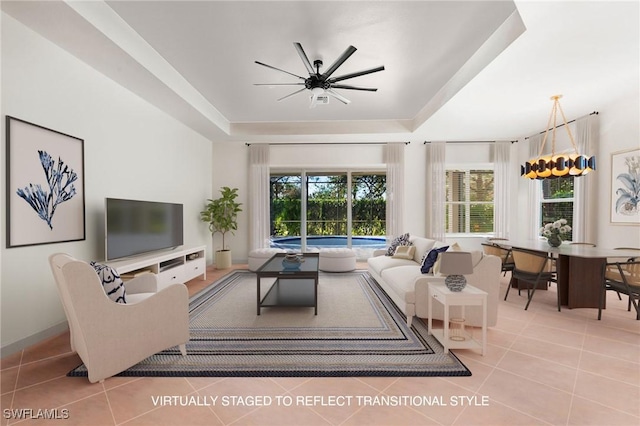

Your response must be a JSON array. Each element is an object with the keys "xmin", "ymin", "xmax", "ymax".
[
  {"xmin": 385, "ymin": 233, "xmax": 411, "ymax": 256},
  {"xmin": 420, "ymin": 246, "xmax": 449, "ymax": 274},
  {"xmin": 90, "ymin": 262, "xmax": 126, "ymax": 304}
]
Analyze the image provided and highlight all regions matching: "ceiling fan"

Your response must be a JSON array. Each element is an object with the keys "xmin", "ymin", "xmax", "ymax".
[{"xmin": 254, "ymin": 42, "xmax": 385, "ymax": 108}]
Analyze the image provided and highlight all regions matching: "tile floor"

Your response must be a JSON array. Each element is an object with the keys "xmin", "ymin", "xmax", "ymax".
[{"xmin": 2, "ymin": 264, "xmax": 639, "ymax": 426}]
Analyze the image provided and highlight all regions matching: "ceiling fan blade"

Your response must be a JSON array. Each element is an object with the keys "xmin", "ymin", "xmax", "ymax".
[
  {"xmin": 253, "ymin": 83, "xmax": 305, "ymax": 86},
  {"xmin": 255, "ymin": 61, "xmax": 306, "ymax": 80},
  {"xmin": 277, "ymin": 88, "xmax": 307, "ymax": 102},
  {"xmin": 330, "ymin": 84, "xmax": 378, "ymax": 92},
  {"xmin": 329, "ymin": 65, "xmax": 385, "ymax": 83},
  {"xmin": 294, "ymin": 42, "xmax": 315, "ymax": 75},
  {"xmin": 321, "ymin": 45, "xmax": 357, "ymax": 80},
  {"xmin": 326, "ymin": 89, "xmax": 351, "ymax": 105}
]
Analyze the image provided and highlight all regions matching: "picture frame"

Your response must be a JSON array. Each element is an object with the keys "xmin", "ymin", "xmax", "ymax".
[
  {"xmin": 5, "ymin": 116, "xmax": 86, "ymax": 247},
  {"xmin": 610, "ymin": 147, "xmax": 640, "ymax": 225}
]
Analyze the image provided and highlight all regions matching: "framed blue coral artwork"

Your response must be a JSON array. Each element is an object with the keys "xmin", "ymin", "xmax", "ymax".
[
  {"xmin": 610, "ymin": 147, "xmax": 640, "ymax": 225},
  {"xmin": 5, "ymin": 116, "xmax": 86, "ymax": 248}
]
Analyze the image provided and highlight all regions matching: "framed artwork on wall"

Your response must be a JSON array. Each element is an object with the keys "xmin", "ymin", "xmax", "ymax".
[
  {"xmin": 5, "ymin": 116, "xmax": 86, "ymax": 248},
  {"xmin": 610, "ymin": 147, "xmax": 640, "ymax": 225}
]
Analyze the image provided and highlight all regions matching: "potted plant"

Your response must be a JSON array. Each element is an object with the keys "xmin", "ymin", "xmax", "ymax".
[{"xmin": 200, "ymin": 187, "xmax": 242, "ymax": 269}]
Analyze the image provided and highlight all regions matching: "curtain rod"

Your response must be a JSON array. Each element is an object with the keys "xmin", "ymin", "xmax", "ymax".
[
  {"xmin": 524, "ymin": 111, "xmax": 598, "ymax": 140},
  {"xmin": 423, "ymin": 140, "xmax": 517, "ymax": 144},
  {"xmin": 245, "ymin": 141, "xmax": 410, "ymax": 146}
]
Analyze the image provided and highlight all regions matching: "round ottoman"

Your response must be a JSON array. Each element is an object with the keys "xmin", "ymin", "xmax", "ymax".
[
  {"xmin": 319, "ymin": 248, "xmax": 357, "ymax": 272},
  {"xmin": 248, "ymin": 248, "xmax": 285, "ymax": 271}
]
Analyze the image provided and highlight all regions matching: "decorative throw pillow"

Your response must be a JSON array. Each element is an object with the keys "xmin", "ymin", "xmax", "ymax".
[
  {"xmin": 90, "ymin": 262, "xmax": 126, "ymax": 304},
  {"xmin": 392, "ymin": 245, "xmax": 416, "ymax": 259},
  {"xmin": 385, "ymin": 233, "xmax": 411, "ymax": 256},
  {"xmin": 420, "ymin": 246, "xmax": 449, "ymax": 274}
]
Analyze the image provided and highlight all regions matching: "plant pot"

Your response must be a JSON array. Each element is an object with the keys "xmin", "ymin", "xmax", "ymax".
[{"xmin": 215, "ymin": 250, "xmax": 232, "ymax": 269}]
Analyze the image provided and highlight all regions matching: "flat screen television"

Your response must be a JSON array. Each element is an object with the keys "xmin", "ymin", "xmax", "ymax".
[{"xmin": 105, "ymin": 198, "xmax": 184, "ymax": 261}]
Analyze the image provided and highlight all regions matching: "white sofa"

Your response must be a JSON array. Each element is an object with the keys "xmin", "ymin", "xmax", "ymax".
[{"xmin": 367, "ymin": 236, "xmax": 501, "ymax": 327}]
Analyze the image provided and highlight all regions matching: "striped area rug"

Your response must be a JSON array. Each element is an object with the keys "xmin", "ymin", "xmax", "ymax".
[{"xmin": 69, "ymin": 271, "xmax": 470, "ymax": 377}]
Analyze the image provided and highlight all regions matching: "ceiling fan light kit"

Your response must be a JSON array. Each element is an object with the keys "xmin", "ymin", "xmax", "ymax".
[
  {"xmin": 255, "ymin": 42, "xmax": 384, "ymax": 108},
  {"xmin": 521, "ymin": 95, "xmax": 596, "ymax": 180}
]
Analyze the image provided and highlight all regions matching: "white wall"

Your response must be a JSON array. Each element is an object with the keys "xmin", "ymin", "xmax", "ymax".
[
  {"xmin": 209, "ymin": 141, "xmax": 248, "ymax": 258},
  {"xmin": 0, "ymin": 14, "xmax": 213, "ymax": 353},
  {"xmin": 595, "ymin": 92, "xmax": 640, "ymax": 247}
]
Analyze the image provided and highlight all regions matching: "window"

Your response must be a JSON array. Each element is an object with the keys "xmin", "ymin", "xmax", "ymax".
[
  {"xmin": 445, "ymin": 169, "xmax": 494, "ymax": 234},
  {"xmin": 540, "ymin": 177, "xmax": 574, "ymax": 240},
  {"xmin": 269, "ymin": 171, "xmax": 386, "ymax": 254}
]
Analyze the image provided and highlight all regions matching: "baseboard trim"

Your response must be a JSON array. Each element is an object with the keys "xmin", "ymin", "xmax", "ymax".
[{"xmin": 1, "ymin": 321, "xmax": 69, "ymax": 358}]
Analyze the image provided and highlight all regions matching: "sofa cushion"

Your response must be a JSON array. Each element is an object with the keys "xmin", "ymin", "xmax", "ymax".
[
  {"xmin": 420, "ymin": 246, "xmax": 449, "ymax": 274},
  {"xmin": 90, "ymin": 262, "xmax": 126, "ymax": 304},
  {"xmin": 368, "ymin": 254, "xmax": 416, "ymax": 276},
  {"xmin": 385, "ymin": 233, "xmax": 411, "ymax": 256},
  {"xmin": 392, "ymin": 245, "xmax": 416, "ymax": 259},
  {"xmin": 381, "ymin": 265, "xmax": 423, "ymax": 304}
]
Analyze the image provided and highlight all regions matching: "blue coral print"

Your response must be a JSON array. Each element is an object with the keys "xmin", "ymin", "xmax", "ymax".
[{"xmin": 16, "ymin": 150, "xmax": 78, "ymax": 230}]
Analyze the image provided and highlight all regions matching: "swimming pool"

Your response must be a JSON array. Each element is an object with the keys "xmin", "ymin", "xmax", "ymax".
[{"xmin": 270, "ymin": 236, "xmax": 386, "ymax": 258}]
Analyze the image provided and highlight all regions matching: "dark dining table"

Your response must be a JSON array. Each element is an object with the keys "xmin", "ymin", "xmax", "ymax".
[{"xmin": 490, "ymin": 240, "xmax": 638, "ymax": 309}]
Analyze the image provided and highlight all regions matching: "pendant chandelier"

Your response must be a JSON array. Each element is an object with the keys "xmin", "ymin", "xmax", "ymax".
[{"xmin": 521, "ymin": 95, "xmax": 596, "ymax": 179}]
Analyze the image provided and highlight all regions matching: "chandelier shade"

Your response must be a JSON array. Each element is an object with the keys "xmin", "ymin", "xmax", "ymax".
[{"xmin": 521, "ymin": 95, "xmax": 596, "ymax": 180}]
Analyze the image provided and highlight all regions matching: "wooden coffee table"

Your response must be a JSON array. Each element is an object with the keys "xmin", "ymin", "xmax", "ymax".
[{"xmin": 255, "ymin": 252, "xmax": 319, "ymax": 315}]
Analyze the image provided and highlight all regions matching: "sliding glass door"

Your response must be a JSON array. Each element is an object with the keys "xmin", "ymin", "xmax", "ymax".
[{"xmin": 270, "ymin": 171, "xmax": 386, "ymax": 258}]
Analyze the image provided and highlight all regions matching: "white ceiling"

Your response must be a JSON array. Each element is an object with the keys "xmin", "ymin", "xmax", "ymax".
[{"xmin": 2, "ymin": 1, "xmax": 638, "ymax": 143}]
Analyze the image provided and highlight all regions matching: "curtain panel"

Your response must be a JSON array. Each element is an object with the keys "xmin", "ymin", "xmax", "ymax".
[
  {"xmin": 572, "ymin": 114, "xmax": 599, "ymax": 243},
  {"xmin": 527, "ymin": 134, "xmax": 543, "ymax": 239},
  {"xmin": 385, "ymin": 143, "xmax": 405, "ymax": 241},
  {"xmin": 493, "ymin": 141, "xmax": 511, "ymax": 238},
  {"xmin": 426, "ymin": 141, "xmax": 446, "ymax": 241},
  {"xmin": 249, "ymin": 144, "xmax": 270, "ymax": 251}
]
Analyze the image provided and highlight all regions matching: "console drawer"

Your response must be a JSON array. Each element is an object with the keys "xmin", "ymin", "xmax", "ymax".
[
  {"xmin": 158, "ymin": 265, "xmax": 185, "ymax": 289},
  {"xmin": 185, "ymin": 258, "xmax": 206, "ymax": 281}
]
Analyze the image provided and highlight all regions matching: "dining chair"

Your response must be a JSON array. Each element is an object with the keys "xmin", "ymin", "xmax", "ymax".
[
  {"xmin": 606, "ymin": 247, "xmax": 640, "ymax": 305},
  {"xmin": 598, "ymin": 258, "xmax": 640, "ymax": 320},
  {"xmin": 508, "ymin": 248, "xmax": 559, "ymax": 311}
]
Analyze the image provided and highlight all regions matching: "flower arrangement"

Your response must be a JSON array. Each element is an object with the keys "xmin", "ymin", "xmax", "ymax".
[{"xmin": 540, "ymin": 219, "xmax": 571, "ymax": 247}]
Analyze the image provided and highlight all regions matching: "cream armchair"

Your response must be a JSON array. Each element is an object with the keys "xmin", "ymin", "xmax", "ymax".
[{"xmin": 49, "ymin": 253, "xmax": 190, "ymax": 383}]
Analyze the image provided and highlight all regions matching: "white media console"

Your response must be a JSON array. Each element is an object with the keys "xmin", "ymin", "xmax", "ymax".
[{"xmin": 106, "ymin": 245, "xmax": 207, "ymax": 290}]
